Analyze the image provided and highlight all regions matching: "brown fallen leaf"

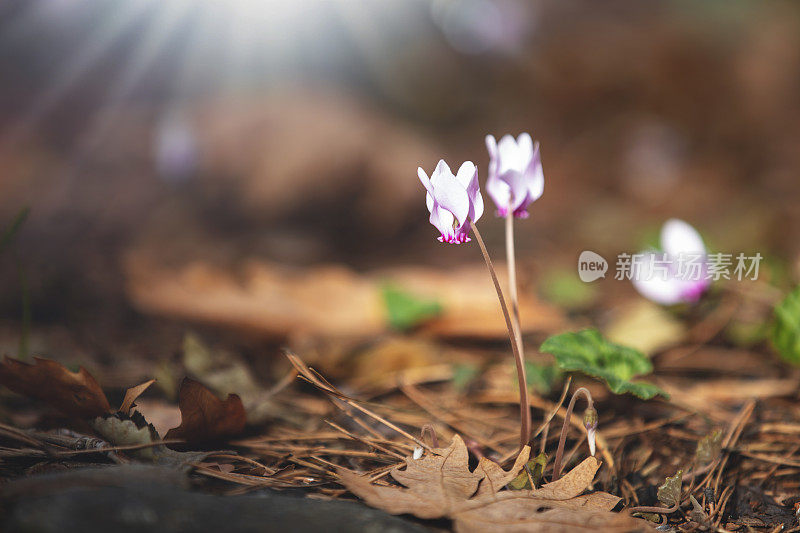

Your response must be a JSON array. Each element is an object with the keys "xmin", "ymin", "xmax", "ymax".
[
  {"xmin": 384, "ymin": 265, "xmax": 567, "ymax": 339},
  {"xmin": 120, "ymin": 379, "xmax": 156, "ymax": 415},
  {"xmin": 474, "ymin": 446, "xmax": 532, "ymax": 498},
  {"xmin": 341, "ymin": 436, "xmax": 601, "ymax": 515},
  {"xmin": 0, "ymin": 356, "xmax": 111, "ymax": 418},
  {"xmin": 339, "ymin": 435, "xmax": 647, "ymax": 532},
  {"xmin": 453, "ymin": 498, "xmax": 648, "ymax": 533},
  {"xmin": 124, "ymin": 255, "xmax": 566, "ymax": 340},
  {"xmin": 91, "ymin": 410, "xmax": 215, "ymax": 466},
  {"xmin": 91, "ymin": 410, "xmax": 161, "ymax": 460},
  {"xmin": 567, "ymin": 491, "xmax": 625, "ymax": 510},
  {"xmin": 165, "ymin": 377, "xmax": 246, "ymax": 442},
  {"xmin": 132, "ymin": 399, "xmax": 183, "ymax": 437},
  {"xmin": 339, "ymin": 435, "xmax": 526, "ymax": 519}
]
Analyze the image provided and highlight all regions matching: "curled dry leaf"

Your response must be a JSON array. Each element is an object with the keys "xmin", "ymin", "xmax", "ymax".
[
  {"xmin": 91, "ymin": 410, "xmax": 215, "ymax": 467},
  {"xmin": 339, "ymin": 435, "xmax": 648, "ymax": 532},
  {"xmin": 91, "ymin": 410, "xmax": 160, "ymax": 460},
  {"xmin": 120, "ymin": 379, "xmax": 156, "ymax": 415},
  {"xmin": 132, "ymin": 399, "xmax": 182, "ymax": 437},
  {"xmin": 509, "ymin": 452, "xmax": 548, "ymax": 490},
  {"xmin": 165, "ymin": 377, "xmax": 246, "ymax": 443},
  {"xmin": 474, "ymin": 446, "xmax": 531, "ymax": 498},
  {"xmin": 695, "ymin": 430, "xmax": 723, "ymax": 465},
  {"xmin": 0, "ymin": 356, "xmax": 111, "ymax": 418},
  {"xmin": 657, "ymin": 470, "xmax": 683, "ymax": 508}
]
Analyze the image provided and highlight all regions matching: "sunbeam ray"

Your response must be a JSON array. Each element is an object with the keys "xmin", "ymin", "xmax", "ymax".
[
  {"xmin": 38, "ymin": 0, "xmax": 194, "ymax": 210},
  {"xmin": 68, "ymin": 0, "xmax": 193, "ymax": 159},
  {"xmin": 0, "ymin": 0, "xmax": 156, "ymax": 153}
]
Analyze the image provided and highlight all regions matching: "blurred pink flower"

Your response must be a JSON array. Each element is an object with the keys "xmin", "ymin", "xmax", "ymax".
[
  {"xmin": 485, "ymin": 133, "xmax": 544, "ymax": 218},
  {"xmin": 632, "ymin": 219, "xmax": 710, "ymax": 305},
  {"xmin": 418, "ymin": 159, "xmax": 483, "ymax": 244}
]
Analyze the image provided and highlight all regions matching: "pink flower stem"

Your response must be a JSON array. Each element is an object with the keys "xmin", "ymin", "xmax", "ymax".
[
  {"xmin": 504, "ymin": 205, "xmax": 524, "ymax": 337},
  {"xmin": 470, "ymin": 220, "xmax": 531, "ymax": 449},
  {"xmin": 504, "ymin": 204, "xmax": 528, "ymax": 410},
  {"xmin": 552, "ymin": 387, "xmax": 594, "ymax": 481}
]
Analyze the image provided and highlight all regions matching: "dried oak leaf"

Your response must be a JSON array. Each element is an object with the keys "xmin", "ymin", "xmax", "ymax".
[
  {"xmin": 165, "ymin": 377, "xmax": 246, "ymax": 442},
  {"xmin": 454, "ymin": 497, "xmax": 647, "ymax": 533},
  {"xmin": 339, "ymin": 435, "xmax": 647, "ymax": 532},
  {"xmin": 339, "ymin": 435, "xmax": 530, "ymax": 519},
  {"xmin": 0, "ymin": 356, "xmax": 111, "ymax": 418}
]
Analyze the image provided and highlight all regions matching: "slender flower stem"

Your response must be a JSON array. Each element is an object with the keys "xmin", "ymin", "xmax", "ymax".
[
  {"xmin": 504, "ymin": 206, "xmax": 525, "ymax": 369},
  {"xmin": 552, "ymin": 387, "xmax": 594, "ymax": 481},
  {"xmin": 470, "ymin": 220, "xmax": 531, "ymax": 449}
]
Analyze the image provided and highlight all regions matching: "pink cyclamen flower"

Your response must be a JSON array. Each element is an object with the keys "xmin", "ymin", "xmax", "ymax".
[
  {"xmin": 418, "ymin": 160, "xmax": 484, "ymax": 244},
  {"xmin": 485, "ymin": 133, "xmax": 544, "ymax": 218},
  {"xmin": 632, "ymin": 219, "xmax": 711, "ymax": 305}
]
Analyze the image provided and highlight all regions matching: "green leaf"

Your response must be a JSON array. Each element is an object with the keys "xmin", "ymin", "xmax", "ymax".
[
  {"xmin": 539, "ymin": 329, "xmax": 668, "ymax": 400},
  {"xmin": 657, "ymin": 470, "xmax": 683, "ymax": 507},
  {"xmin": 611, "ymin": 380, "xmax": 666, "ymax": 400},
  {"xmin": 381, "ymin": 284, "xmax": 442, "ymax": 331},
  {"xmin": 771, "ymin": 286, "xmax": 800, "ymax": 365},
  {"xmin": 452, "ymin": 363, "xmax": 479, "ymax": 392},
  {"xmin": 509, "ymin": 452, "xmax": 548, "ymax": 490},
  {"xmin": 523, "ymin": 361, "xmax": 562, "ymax": 395}
]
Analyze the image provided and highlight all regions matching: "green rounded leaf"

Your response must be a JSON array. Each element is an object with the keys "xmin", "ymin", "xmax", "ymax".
[
  {"xmin": 540, "ymin": 329, "xmax": 667, "ymax": 400},
  {"xmin": 771, "ymin": 287, "xmax": 800, "ymax": 365}
]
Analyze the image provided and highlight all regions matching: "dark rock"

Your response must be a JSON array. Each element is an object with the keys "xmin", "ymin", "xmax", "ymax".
[{"xmin": 1, "ymin": 465, "xmax": 429, "ymax": 533}]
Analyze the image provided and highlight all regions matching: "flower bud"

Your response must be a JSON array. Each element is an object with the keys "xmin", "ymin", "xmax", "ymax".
[{"xmin": 584, "ymin": 407, "xmax": 598, "ymax": 457}]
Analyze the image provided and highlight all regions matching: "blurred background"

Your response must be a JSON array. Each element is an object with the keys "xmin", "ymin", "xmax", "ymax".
[{"xmin": 0, "ymin": 0, "xmax": 799, "ymax": 383}]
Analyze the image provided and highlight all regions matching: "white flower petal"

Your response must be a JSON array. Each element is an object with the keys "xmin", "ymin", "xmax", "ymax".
[
  {"xmin": 503, "ymin": 170, "xmax": 530, "ymax": 212},
  {"xmin": 455, "ymin": 161, "xmax": 477, "ymax": 190},
  {"xmin": 517, "ymin": 132, "xmax": 534, "ymax": 157},
  {"xmin": 485, "ymin": 134, "xmax": 498, "ymax": 159},
  {"xmin": 526, "ymin": 143, "xmax": 544, "ymax": 202},
  {"xmin": 429, "ymin": 160, "xmax": 469, "ymax": 226},
  {"xmin": 429, "ymin": 201, "xmax": 455, "ymax": 241},
  {"xmin": 486, "ymin": 174, "xmax": 511, "ymax": 213},
  {"xmin": 661, "ymin": 218, "xmax": 706, "ymax": 257},
  {"xmin": 631, "ymin": 252, "xmax": 686, "ymax": 305},
  {"xmin": 471, "ymin": 186, "xmax": 484, "ymax": 223},
  {"xmin": 434, "ymin": 159, "xmax": 452, "ymax": 177},
  {"xmin": 417, "ymin": 167, "xmax": 433, "ymax": 193},
  {"xmin": 497, "ymin": 134, "xmax": 529, "ymax": 174}
]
